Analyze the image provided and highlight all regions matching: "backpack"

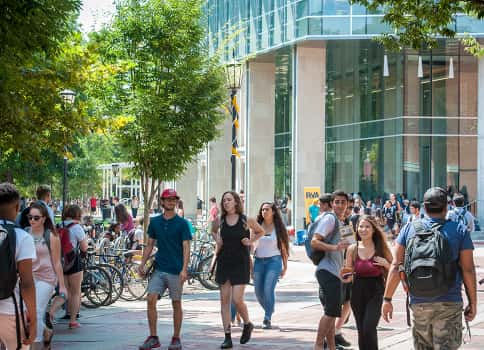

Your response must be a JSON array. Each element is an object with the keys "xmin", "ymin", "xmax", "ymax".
[
  {"xmin": 454, "ymin": 208, "xmax": 469, "ymax": 231},
  {"xmin": 404, "ymin": 220, "xmax": 457, "ymax": 298},
  {"xmin": 0, "ymin": 223, "xmax": 17, "ymax": 300},
  {"xmin": 0, "ymin": 222, "xmax": 29, "ymax": 350},
  {"xmin": 304, "ymin": 212, "xmax": 338, "ymax": 265},
  {"xmin": 58, "ymin": 222, "xmax": 78, "ymax": 272}
]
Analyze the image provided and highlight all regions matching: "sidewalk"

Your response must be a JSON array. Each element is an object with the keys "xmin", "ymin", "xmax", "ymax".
[{"xmin": 51, "ymin": 245, "xmax": 484, "ymax": 350}]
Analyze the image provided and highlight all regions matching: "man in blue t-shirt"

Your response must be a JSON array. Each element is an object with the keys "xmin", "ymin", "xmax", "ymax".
[
  {"xmin": 138, "ymin": 188, "xmax": 192, "ymax": 350},
  {"xmin": 381, "ymin": 187, "xmax": 477, "ymax": 350}
]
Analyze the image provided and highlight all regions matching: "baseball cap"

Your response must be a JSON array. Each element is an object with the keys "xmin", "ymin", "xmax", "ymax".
[
  {"xmin": 423, "ymin": 187, "xmax": 447, "ymax": 210},
  {"xmin": 161, "ymin": 189, "xmax": 179, "ymax": 199}
]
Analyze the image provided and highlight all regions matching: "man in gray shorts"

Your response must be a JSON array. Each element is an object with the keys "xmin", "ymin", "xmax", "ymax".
[{"xmin": 138, "ymin": 189, "xmax": 192, "ymax": 350}]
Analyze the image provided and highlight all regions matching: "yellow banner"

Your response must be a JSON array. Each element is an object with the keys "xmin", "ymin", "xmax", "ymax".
[{"xmin": 304, "ymin": 187, "xmax": 320, "ymax": 226}]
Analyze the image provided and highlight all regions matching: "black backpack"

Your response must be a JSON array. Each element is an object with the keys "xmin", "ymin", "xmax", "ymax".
[
  {"xmin": 404, "ymin": 220, "xmax": 457, "ymax": 298},
  {"xmin": 0, "ymin": 222, "xmax": 28, "ymax": 350},
  {"xmin": 0, "ymin": 223, "xmax": 17, "ymax": 300}
]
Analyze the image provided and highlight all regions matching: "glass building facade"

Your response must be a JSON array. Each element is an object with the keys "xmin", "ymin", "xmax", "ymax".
[
  {"xmin": 204, "ymin": 0, "xmax": 483, "ymax": 211},
  {"xmin": 325, "ymin": 40, "xmax": 478, "ymax": 201}
]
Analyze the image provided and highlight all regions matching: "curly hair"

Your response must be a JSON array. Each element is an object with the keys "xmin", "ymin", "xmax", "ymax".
[
  {"xmin": 256, "ymin": 202, "xmax": 289, "ymax": 258},
  {"xmin": 220, "ymin": 191, "xmax": 243, "ymax": 218}
]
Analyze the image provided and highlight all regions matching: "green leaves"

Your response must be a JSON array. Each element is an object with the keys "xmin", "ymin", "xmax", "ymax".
[{"xmin": 352, "ymin": 0, "xmax": 484, "ymax": 53}]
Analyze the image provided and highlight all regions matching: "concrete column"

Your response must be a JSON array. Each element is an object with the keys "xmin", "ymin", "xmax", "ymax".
[
  {"xmin": 176, "ymin": 160, "xmax": 198, "ymax": 219},
  {"xmin": 246, "ymin": 61, "xmax": 276, "ymax": 216},
  {"xmin": 477, "ymin": 56, "xmax": 484, "ymax": 223},
  {"xmin": 207, "ymin": 102, "xmax": 233, "ymax": 206},
  {"xmin": 293, "ymin": 45, "xmax": 326, "ymax": 230}
]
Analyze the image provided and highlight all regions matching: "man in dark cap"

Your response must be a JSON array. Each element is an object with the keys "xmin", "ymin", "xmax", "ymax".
[{"xmin": 381, "ymin": 187, "xmax": 477, "ymax": 350}]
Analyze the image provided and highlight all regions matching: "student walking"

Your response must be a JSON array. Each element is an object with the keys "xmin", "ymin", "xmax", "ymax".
[
  {"xmin": 382, "ymin": 187, "xmax": 477, "ymax": 350},
  {"xmin": 253, "ymin": 201, "xmax": 289, "ymax": 329},
  {"xmin": 138, "ymin": 189, "xmax": 191, "ymax": 350},
  {"xmin": 212, "ymin": 191, "xmax": 264, "ymax": 349},
  {"xmin": 25, "ymin": 202, "xmax": 68, "ymax": 349},
  {"xmin": 311, "ymin": 190, "xmax": 351, "ymax": 350},
  {"xmin": 0, "ymin": 183, "xmax": 37, "ymax": 349},
  {"xmin": 343, "ymin": 215, "xmax": 392, "ymax": 350}
]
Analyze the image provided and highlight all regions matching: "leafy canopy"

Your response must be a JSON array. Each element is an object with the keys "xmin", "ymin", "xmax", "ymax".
[
  {"xmin": 99, "ymin": 0, "xmax": 226, "ymax": 182},
  {"xmin": 352, "ymin": 0, "xmax": 484, "ymax": 54}
]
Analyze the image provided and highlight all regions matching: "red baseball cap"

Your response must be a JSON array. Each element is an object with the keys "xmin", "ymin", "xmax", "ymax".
[{"xmin": 161, "ymin": 188, "xmax": 179, "ymax": 199}]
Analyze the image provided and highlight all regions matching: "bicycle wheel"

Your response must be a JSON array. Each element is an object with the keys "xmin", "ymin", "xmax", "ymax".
[
  {"xmin": 81, "ymin": 265, "xmax": 112, "ymax": 308},
  {"xmin": 98, "ymin": 263, "xmax": 124, "ymax": 305},
  {"xmin": 124, "ymin": 263, "xmax": 149, "ymax": 301},
  {"xmin": 197, "ymin": 255, "xmax": 219, "ymax": 290}
]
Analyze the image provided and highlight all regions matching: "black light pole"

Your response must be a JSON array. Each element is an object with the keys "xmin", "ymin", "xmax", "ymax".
[
  {"xmin": 59, "ymin": 89, "xmax": 76, "ymax": 209},
  {"xmin": 225, "ymin": 50, "xmax": 243, "ymax": 191}
]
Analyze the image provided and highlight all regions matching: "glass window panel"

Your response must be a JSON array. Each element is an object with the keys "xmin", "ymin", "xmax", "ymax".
[
  {"xmin": 323, "ymin": 0, "xmax": 350, "ymax": 15},
  {"xmin": 297, "ymin": 18, "xmax": 308, "ymax": 36},
  {"xmin": 352, "ymin": 17, "xmax": 366, "ymax": 34},
  {"xmin": 352, "ymin": 4, "xmax": 367, "ymax": 15},
  {"xmin": 366, "ymin": 16, "xmax": 391, "ymax": 34},
  {"xmin": 309, "ymin": 0, "xmax": 323, "ymax": 15},
  {"xmin": 322, "ymin": 17, "xmax": 350, "ymax": 35},
  {"xmin": 296, "ymin": 1, "xmax": 308, "ymax": 19},
  {"xmin": 308, "ymin": 17, "xmax": 322, "ymax": 35}
]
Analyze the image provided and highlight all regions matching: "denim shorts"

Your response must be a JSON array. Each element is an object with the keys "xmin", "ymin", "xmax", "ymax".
[{"xmin": 147, "ymin": 270, "xmax": 183, "ymax": 301}]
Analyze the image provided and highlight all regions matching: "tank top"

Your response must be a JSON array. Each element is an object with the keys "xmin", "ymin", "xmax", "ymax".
[
  {"xmin": 219, "ymin": 214, "xmax": 250, "ymax": 262},
  {"xmin": 28, "ymin": 229, "xmax": 57, "ymax": 285},
  {"xmin": 255, "ymin": 228, "xmax": 280, "ymax": 258},
  {"xmin": 354, "ymin": 253, "xmax": 382, "ymax": 278}
]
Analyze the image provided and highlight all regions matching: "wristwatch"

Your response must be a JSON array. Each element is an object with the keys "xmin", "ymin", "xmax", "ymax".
[{"xmin": 383, "ymin": 297, "xmax": 392, "ymax": 302}]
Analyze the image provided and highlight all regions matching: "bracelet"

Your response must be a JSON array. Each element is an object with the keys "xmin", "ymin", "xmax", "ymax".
[{"xmin": 383, "ymin": 297, "xmax": 392, "ymax": 302}]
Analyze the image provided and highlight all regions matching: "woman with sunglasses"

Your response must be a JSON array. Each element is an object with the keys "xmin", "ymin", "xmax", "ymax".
[
  {"xmin": 61, "ymin": 204, "xmax": 88, "ymax": 329},
  {"xmin": 254, "ymin": 202, "xmax": 289, "ymax": 329},
  {"xmin": 25, "ymin": 202, "xmax": 67, "ymax": 349},
  {"xmin": 213, "ymin": 191, "xmax": 264, "ymax": 349}
]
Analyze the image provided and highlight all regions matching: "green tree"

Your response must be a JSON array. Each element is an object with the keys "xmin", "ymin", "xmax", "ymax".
[
  {"xmin": 97, "ymin": 0, "xmax": 226, "ymax": 229},
  {"xmin": 353, "ymin": 0, "xmax": 484, "ymax": 54}
]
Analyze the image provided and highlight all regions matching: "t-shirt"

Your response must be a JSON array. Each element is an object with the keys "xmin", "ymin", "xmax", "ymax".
[
  {"xmin": 314, "ymin": 212, "xmax": 343, "ymax": 278},
  {"xmin": 61, "ymin": 220, "xmax": 86, "ymax": 249},
  {"xmin": 446, "ymin": 207, "xmax": 475, "ymax": 233},
  {"xmin": 397, "ymin": 217, "xmax": 474, "ymax": 304},
  {"xmin": 90, "ymin": 197, "xmax": 97, "ymax": 208},
  {"xmin": 383, "ymin": 206, "xmax": 396, "ymax": 223},
  {"xmin": 0, "ymin": 222, "xmax": 36, "ymax": 315},
  {"xmin": 309, "ymin": 205, "xmax": 320, "ymax": 223},
  {"xmin": 148, "ymin": 214, "xmax": 192, "ymax": 274}
]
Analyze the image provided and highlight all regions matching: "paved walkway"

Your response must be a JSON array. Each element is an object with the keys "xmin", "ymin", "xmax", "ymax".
[{"xmin": 51, "ymin": 245, "xmax": 484, "ymax": 350}]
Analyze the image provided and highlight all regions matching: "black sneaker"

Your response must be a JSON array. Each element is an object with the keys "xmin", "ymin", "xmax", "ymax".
[
  {"xmin": 335, "ymin": 333, "xmax": 351, "ymax": 347},
  {"xmin": 60, "ymin": 313, "xmax": 80, "ymax": 320},
  {"xmin": 240, "ymin": 322, "xmax": 254, "ymax": 344},
  {"xmin": 262, "ymin": 319, "xmax": 272, "ymax": 329}
]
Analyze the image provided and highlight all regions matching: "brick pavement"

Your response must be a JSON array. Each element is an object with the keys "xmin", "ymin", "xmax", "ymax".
[{"xmin": 51, "ymin": 245, "xmax": 484, "ymax": 350}]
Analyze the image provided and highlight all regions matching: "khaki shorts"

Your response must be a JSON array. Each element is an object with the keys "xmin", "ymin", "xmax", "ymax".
[
  {"xmin": 147, "ymin": 270, "xmax": 183, "ymax": 301},
  {"xmin": 410, "ymin": 301, "xmax": 463, "ymax": 350}
]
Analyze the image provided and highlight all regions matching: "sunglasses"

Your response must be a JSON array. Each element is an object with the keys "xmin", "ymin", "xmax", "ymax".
[{"xmin": 27, "ymin": 215, "xmax": 44, "ymax": 221}]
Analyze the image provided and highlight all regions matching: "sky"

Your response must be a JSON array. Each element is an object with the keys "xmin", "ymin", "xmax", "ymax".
[{"xmin": 78, "ymin": 0, "xmax": 116, "ymax": 32}]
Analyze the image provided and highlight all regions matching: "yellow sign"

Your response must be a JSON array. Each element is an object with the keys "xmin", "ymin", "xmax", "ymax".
[{"xmin": 304, "ymin": 187, "xmax": 320, "ymax": 226}]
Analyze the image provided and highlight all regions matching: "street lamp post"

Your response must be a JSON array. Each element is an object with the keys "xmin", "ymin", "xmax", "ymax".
[
  {"xmin": 224, "ymin": 51, "xmax": 243, "ymax": 191},
  {"xmin": 59, "ymin": 89, "xmax": 76, "ymax": 209}
]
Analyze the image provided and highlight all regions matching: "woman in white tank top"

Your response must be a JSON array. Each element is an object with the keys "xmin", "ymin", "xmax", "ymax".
[{"xmin": 253, "ymin": 201, "xmax": 290, "ymax": 329}]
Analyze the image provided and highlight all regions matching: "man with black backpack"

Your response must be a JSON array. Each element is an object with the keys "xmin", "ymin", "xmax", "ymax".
[
  {"xmin": 0, "ymin": 183, "xmax": 37, "ymax": 349},
  {"xmin": 382, "ymin": 187, "xmax": 477, "ymax": 350}
]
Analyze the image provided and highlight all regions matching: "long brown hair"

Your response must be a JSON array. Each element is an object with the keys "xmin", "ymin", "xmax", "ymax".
[
  {"xmin": 355, "ymin": 214, "xmax": 391, "ymax": 261},
  {"xmin": 115, "ymin": 203, "xmax": 130, "ymax": 224},
  {"xmin": 256, "ymin": 201, "xmax": 289, "ymax": 258},
  {"xmin": 220, "ymin": 191, "xmax": 244, "ymax": 218},
  {"xmin": 30, "ymin": 202, "xmax": 57, "ymax": 236}
]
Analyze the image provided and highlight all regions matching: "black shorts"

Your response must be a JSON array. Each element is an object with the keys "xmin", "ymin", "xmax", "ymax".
[
  {"xmin": 316, "ymin": 269, "xmax": 343, "ymax": 318},
  {"xmin": 63, "ymin": 254, "xmax": 83, "ymax": 275}
]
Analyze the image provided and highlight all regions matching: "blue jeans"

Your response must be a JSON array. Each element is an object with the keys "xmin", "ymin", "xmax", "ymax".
[{"xmin": 253, "ymin": 255, "xmax": 282, "ymax": 321}]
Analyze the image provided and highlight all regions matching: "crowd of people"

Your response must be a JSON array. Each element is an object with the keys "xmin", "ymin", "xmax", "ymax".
[{"xmin": 0, "ymin": 181, "xmax": 479, "ymax": 350}]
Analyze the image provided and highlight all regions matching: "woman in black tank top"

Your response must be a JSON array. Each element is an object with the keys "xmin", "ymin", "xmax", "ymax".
[{"xmin": 213, "ymin": 191, "xmax": 264, "ymax": 349}]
